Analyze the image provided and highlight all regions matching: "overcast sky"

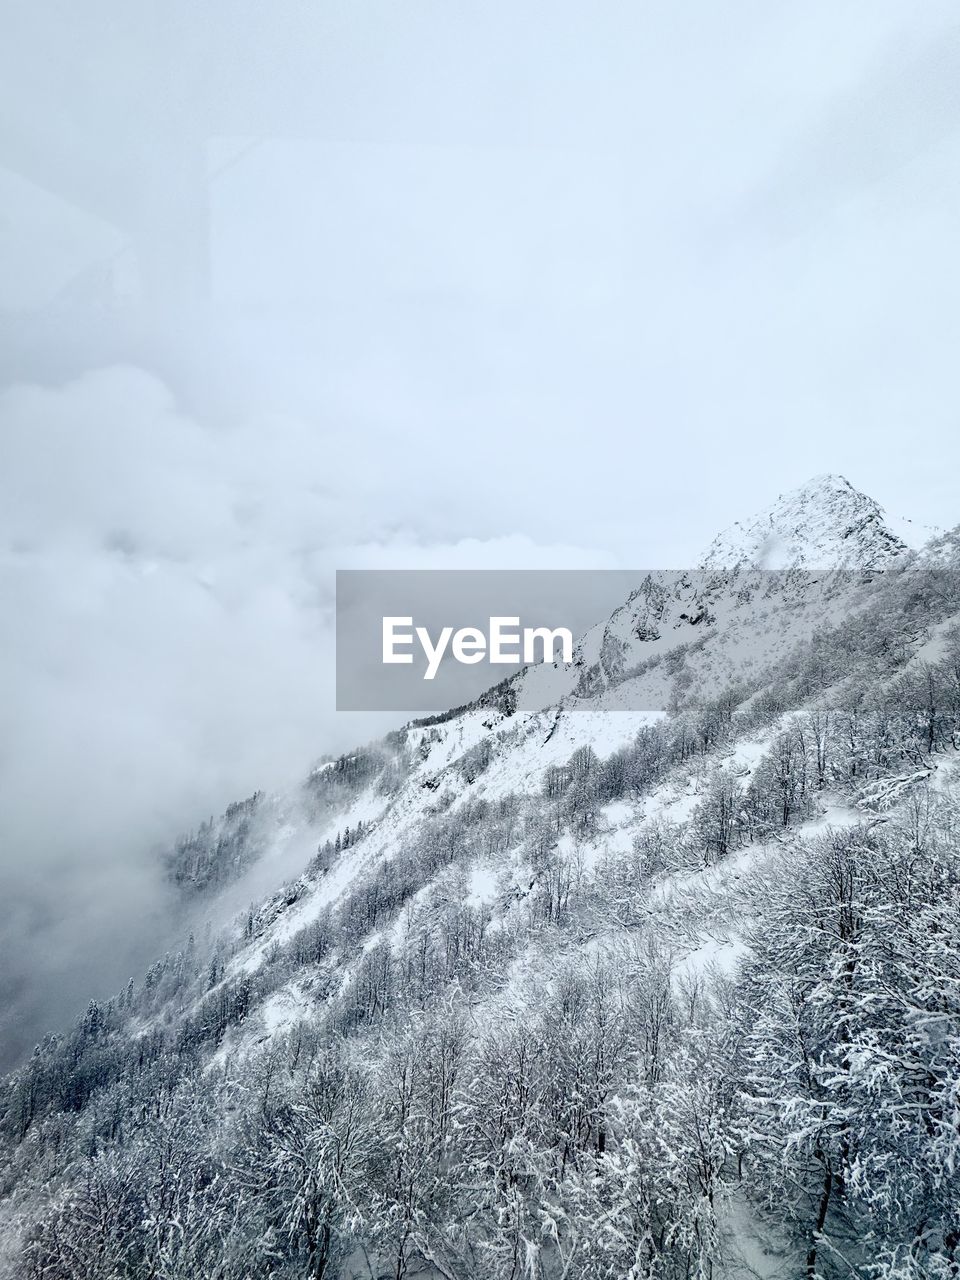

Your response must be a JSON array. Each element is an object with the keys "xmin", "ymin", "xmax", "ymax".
[{"xmin": 2, "ymin": 0, "xmax": 960, "ymax": 1064}]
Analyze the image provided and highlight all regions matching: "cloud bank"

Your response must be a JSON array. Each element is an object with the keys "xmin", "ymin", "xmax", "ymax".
[{"xmin": 0, "ymin": 366, "xmax": 620, "ymax": 1064}]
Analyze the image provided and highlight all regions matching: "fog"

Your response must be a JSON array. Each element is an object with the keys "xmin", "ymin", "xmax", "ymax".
[{"xmin": 2, "ymin": 0, "xmax": 960, "ymax": 1066}]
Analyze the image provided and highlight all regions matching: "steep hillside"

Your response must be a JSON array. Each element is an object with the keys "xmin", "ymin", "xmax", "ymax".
[{"xmin": 3, "ymin": 476, "xmax": 960, "ymax": 1280}]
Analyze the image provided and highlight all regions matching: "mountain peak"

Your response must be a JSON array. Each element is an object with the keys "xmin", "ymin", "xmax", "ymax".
[
  {"xmin": 794, "ymin": 471, "xmax": 857, "ymax": 496},
  {"xmin": 700, "ymin": 474, "xmax": 910, "ymax": 570}
]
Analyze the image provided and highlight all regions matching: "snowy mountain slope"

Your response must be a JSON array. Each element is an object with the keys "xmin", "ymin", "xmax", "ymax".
[
  {"xmin": 152, "ymin": 475, "xmax": 957, "ymax": 1038},
  {"xmin": 5, "ymin": 476, "xmax": 960, "ymax": 1280},
  {"xmin": 173, "ymin": 473, "xmax": 910, "ymax": 931},
  {"xmin": 134, "ymin": 475, "xmax": 957, "ymax": 1052},
  {"xmin": 514, "ymin": 474, "xmax": 912, "ymax": 714},
  {"xmin": 110, "ymin": 472, "xmax": 945, "ymax": 1024}
]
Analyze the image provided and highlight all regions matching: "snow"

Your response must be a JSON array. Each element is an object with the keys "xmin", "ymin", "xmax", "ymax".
[
  {"xmin": 930, "ymin": 749, "xmax": 960, "ymax": 794},
  {"xmin": 646, "ymin": 777, "xmax": 702, "ymax": 823},
  {"xmin": 218, "ymin": 476, "xmax": 941, "ymax": 992},
  {"xmin": 476, "ymin": 706, "xmax": 664, "ymax": 800},
  {"xmin": 723, "ymin": 735, "xmax": 770, "ymax": 776},
  {"xmin": 674, "ymin": 935, "xmax": 749, "ymax": 981},
  {"xmin": 904, "ymin": 613, "xmax": 960, "ymax": 670},
  {"xmin": 259, "ymin": 983, "xmax": 313, "ymax": 1035},
  {"xmin": 801, "ymin": 800, "xmax": 865, "ymax": 833},
  {"xmin": 600, "ymin": 800, "xmax": 633, "ymax": 825},
  {"xmin": 881, "ymin": 508, "xmax": 944, "ymax": 552},
  {"xmin": 718, "ymin": 1193, "xmax": 796, "ymax": 1279},
  {"xmin": 202, "ymin": 476, "xmax": 944, "ymax": 1083},
  {"xmin": 465, "ymin": 860, "xmax": 500, "ymax": 907}
]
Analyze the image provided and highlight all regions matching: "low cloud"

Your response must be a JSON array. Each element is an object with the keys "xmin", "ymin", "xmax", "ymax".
[{"xmin": 0, "ymin": 366, "xmax": 618, "ymax": 1065}]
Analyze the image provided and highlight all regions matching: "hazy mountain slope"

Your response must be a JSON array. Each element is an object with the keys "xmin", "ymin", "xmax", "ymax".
[{"xmin": 4, "ymin": 476, "xmax": 960, "ymax": 1280}]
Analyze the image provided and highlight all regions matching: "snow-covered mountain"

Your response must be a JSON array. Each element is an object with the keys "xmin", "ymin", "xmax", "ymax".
[
  {"xmin": 4, "ymin": 476, "xmax": 960, "ymax": 1280},
  {"xmin": 700, "ymin": 472, "xmax": 911, "ymax": 569},
  {"xmin": 522, "ymin": 473, "xmax": 910, "ymax": 713}
]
